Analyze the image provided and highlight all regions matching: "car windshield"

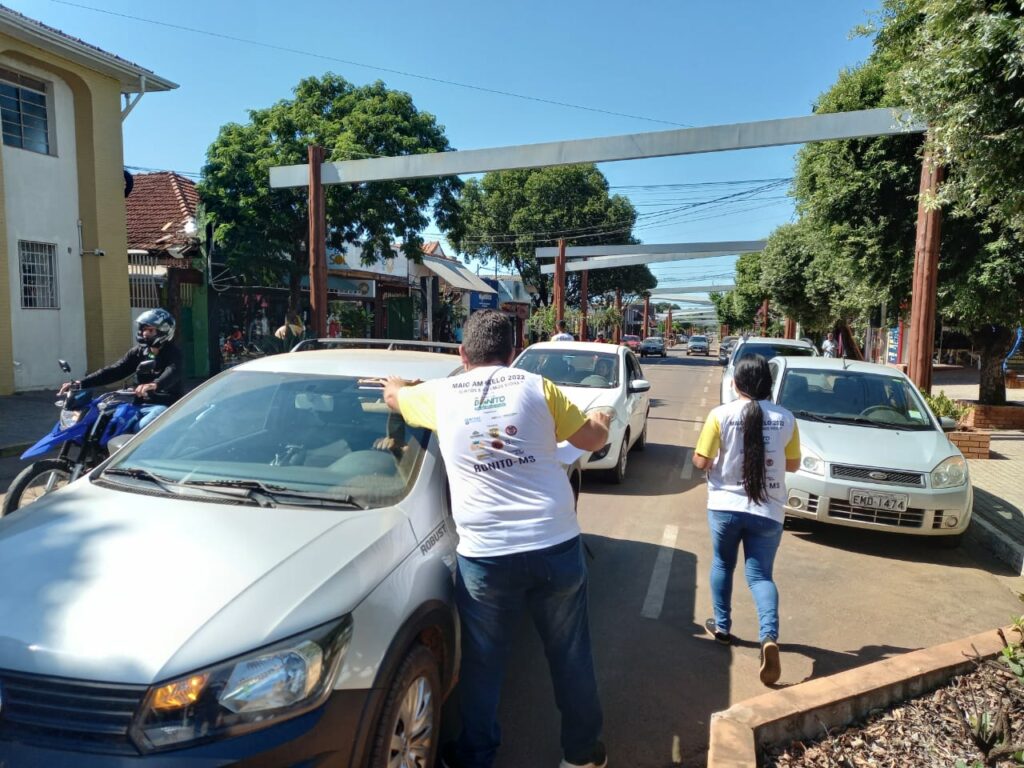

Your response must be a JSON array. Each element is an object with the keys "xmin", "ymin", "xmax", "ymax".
[
  {"xmin": 643, "ymin": 337, "xmax": 662, "ymax": 343},
  {"xmin": 778, "ymin": 369, "xmax": 934, "ymax": 430},
  {"xmin": 691, "ymin": 336, "xmax": 707, "ymax": 343},
  {"xmin": 735, "ymin": 343, "xmax": 814, "ymax": 362},
  {"xmin": 515, "ymin": 349, "xmax": 620, "ymax": 388},
  {"xmin": 103, "ymin": 371, "xmax": 430, "ymax": 508},
  {"xmin": 623, "ymin": 335, "xmax": 640, "ymax": 342}
]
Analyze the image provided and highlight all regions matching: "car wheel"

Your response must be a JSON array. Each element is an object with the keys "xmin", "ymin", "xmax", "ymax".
[
  {"xmin": 634, "ymin": 412, "xmax": 649, "ymax": 451},
  {"xmin": 368, "ymin": 644, "xmax": 441, "ymax": 768},
  {"xmin": 606, "ymin": 434, "xmax": 629, "ymax": 484}
]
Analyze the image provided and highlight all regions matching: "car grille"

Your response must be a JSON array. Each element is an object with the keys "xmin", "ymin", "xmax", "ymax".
[
  {"xmin": 831, "ymin": 464, "xmax": 925, "ymax": 488},
  {"xmin": 805, "ymin": 494, "xmax": 821, "ymax": 514},
  {"xmin": 0, "ymin": 669, "xmax": 146, "ymax": 754},
  {"xmin": 826, "ymin": 498, "xmax": 925, "ymax": 528}
]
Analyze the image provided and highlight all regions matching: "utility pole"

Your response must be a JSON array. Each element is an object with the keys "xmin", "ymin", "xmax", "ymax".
[
  {"xmin": 307, "ymin": 145, "xmax": 327, "ymax": 338},
  {"xmin": 907, "ymin": 151, "xmax": 944, "ymax": 393},
  {"xmin": 554, "ymin": 238, "xmax": 566, "ymax": 325},
  {"xmin": 613, "ymin": 289, "xmax": 622, "ymax": 344},
  {"xmin": 579, "ymin": 258, "xmax": 589, "ymax": 341},
  {"xmin": 666, "ymin": 307, "xmax": 673, "ymax": 345},
  {"xmin": 642, "ymin": 294, "xmax": 650, "ymax": 338}
]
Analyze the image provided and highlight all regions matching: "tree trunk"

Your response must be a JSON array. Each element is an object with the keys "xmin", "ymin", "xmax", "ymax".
[
  {"xmin": 834, "ymin": 320, "xmax": 864, "ymax": 361},
  {"xmin": 974, "ymin": 325, "xmax": 1012, "ymax": 406}
]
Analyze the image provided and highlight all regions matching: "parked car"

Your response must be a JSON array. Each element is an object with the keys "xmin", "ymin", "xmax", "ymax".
[
  {"xmin": 687, "ymin": 335, "xmax": 710, "ymax": 356},
  {"xmin": 514, "ymin": 341, "xmax": 650, "ymax": 483},
  {"xmin": 718, "ymin": 335, "xmax": 739, "ymax": 363},
  {"xmin": 720, "ymin": 337, "xmax": 818, "ymax": 403},
  {"xmin": 772, "ymin": 357, "xmax": 972, "ymax": 545},
  {"xmin": 639, "ymin": 336, "xmax": 667, "ymax": 358},
  {"xmin": 621, "ymin": 334, "xmax": 641, "ymax": 352},
  {"xmin": 0, "ymin": 343, "xmax": 582, "ymax": 766}
]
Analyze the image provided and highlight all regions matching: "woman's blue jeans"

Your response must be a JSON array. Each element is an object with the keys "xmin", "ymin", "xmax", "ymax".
[
  {"xmin": 707, "ymin": 509, "xmax": 784, "ymax": 642},
  {"xmin": 454, "ymin": 535, "xmax": 603, "ymax": 768}
]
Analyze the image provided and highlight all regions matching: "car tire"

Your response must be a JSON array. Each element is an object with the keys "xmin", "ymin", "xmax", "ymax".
[
  {"xmin": 934, "ymin": 532, "xmax": 965, "ymax": 549},
  {"xmin": 634, "ymin": 412, "xmax": 649, "ymax": 451},
  {"xmin": 2, "ymin": 458, "xmax": 73, "ymax": 516},
  {"xmin": 368, "ymin": 644, "xmax": 442, "ymax": 768},
  {"xmin": 606, "ymin": 434, "xmax": 629, "ymax": 484},
  {"xmin": 662, "ymin": 352, "xmax": 667, "ymax": 358}
]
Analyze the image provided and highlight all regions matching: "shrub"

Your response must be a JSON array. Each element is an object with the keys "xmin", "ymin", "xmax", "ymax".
[{"xmin": 924, "ymin": 390, "xmax": 972, "ymax": 426}]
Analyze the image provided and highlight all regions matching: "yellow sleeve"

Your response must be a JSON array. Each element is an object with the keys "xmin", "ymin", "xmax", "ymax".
[
  {"xmin": 543, "ymin": 378, "xmax": 588, "ymax": 442},
  {"xmin": 784, "ymin": 421, "xmax": 801, "ymax": 460},
  {"xmin": 396, "ymin": 382, "xmax": 438, "ymax": 431},
  {"xmin": 695, "ymin": 412, "xmax": 721, "ymax": 459}
]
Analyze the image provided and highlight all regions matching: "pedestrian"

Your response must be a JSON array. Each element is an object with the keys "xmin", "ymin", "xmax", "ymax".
[
  {"xmin": 551, "ymin": 319, "xmax": 575, "ymax": 342},
  {"xmin": 692, "ymin": 356, "xmax": 800, "ymax": 685},
  {"xmin": 383, "ymin": 309, "xmax": 612, "ymax": 768},
  {"xmin": 595, "ymin": 332, "xmax": 606, "ymax": 344},
  {"xmin": 821, "ymin": 332, "xmax": 837, "ymax": 358}
]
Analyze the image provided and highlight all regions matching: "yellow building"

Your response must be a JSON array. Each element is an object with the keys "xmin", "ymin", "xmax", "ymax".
[{"xmin": 0, "ymin": 7, "xmax": 176, "ymax": 393}]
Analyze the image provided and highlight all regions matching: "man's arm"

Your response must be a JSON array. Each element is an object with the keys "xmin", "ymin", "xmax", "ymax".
[
  {"xmin": 78, "ymin": 348, "xmax": 140, "ymax": 389},
  {"xmin": 383, "ymin": 377, "xmax": 435, "ymax": 431},
  {"xmin": 567, "ymin": 412, "xmax": 611, "ymax": 452},
  {"xmin": 692, "ymin": 412, "xmax": 721, "ymax": 471}
]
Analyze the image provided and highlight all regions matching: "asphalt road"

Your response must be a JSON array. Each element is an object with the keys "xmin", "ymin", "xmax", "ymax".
[{"xmin": 446, "ymin": 347, "xmax": 1024, "ymax": 768}]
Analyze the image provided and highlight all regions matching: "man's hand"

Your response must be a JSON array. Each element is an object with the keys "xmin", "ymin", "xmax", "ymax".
[
  {"xmin": 382, "ymin": 376, "xmax": 422, "ymax": 412},
  {"xmin": 588, "ymin": 409, "xmax": 612, "ymax": 431},
  {"xmin": 567, "ymin": 408, "xmax": 613, "ymax": 452},
  {"xmin": 134, "ymin": 382, "xmax": 158, "ymax": 398},
  {"xmin": 58, "ymin": 381, "xmax": 76, "ymax": 396}
]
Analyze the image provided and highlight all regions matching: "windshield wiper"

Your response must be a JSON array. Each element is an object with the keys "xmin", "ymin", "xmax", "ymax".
[
  {"xmin": 818, "ymin": 415, "xmax": 906, "ymax": 430},
  {"xmin": 103, "ymin": 467, "xmax": 177, "ymax": 493},
  {"xmin": 179, "ymin": 479, "xmax": 365, "ymax": 509},
  {"xmin": 792, "ymin": 410, "xmax": 830, "ymax": 422}
]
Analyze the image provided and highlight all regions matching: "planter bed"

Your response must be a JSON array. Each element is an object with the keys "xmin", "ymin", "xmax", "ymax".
[{"xmin": 949, "ymin": 428, "xmax": 992, "ymax": 460}]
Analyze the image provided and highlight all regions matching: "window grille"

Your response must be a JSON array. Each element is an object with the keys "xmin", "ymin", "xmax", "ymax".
[
  {"xmin": 19, "ymin": 241, "xmax": 58, "ymax": 309},
  {"xmin": 128, "ymin": 252, "xmax": 160, "ymax": 307},
  {"xmin": 0, "ymin": 67, "xmax": 50, "ymax": 154}
]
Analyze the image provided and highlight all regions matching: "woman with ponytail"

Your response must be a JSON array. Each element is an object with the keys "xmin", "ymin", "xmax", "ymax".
[{"xmin": 692, "ymin": 356, "xmax": 800, "ymax": 685}]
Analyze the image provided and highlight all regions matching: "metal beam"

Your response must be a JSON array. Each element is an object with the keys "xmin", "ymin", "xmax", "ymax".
[
  {"xmin": 655, "ymin": 297, "xmax": 714, "ymax": 306},
  {"xmin": 540, "ymin": 251, "xmax": 749, "ymax": 274},
  {"xmin": 535, "ymin": 241, "xmax": 765, "ymax": 259},
  {"xmin": 649, "ymin": 284, "xmax": 735, "ymax": 294},
  {"xmin": 270, "ymin": 108, "xmax": 924, "ymax": 188}
]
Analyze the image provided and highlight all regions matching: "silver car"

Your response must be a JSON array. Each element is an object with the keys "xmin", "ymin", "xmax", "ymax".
[
  {"xmin": 0, "ymin": 347, "xmax": 473, "ymax": 766},
  {"xmin": 772, "ymin": 357, "xmax": 972, "ymax": 545},
  {"xmin": 686, "ymin": 335, "xmax": 709, "ymax": 356},
  {"xmin": 721, "ymin": 336, "xmax": 818, "ymax": 403}
]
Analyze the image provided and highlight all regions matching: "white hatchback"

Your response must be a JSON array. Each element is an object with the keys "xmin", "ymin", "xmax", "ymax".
[
  {"xmin": 721, "ymin": 337, "xmax": 818, "ymax": 403},
  {"xmin": 771, "ymin": 357, "xmax": 972, "ymax": 545},
  {"xmin": 513, "ymin": 342, "xmax": 651, "ymax": 483}
]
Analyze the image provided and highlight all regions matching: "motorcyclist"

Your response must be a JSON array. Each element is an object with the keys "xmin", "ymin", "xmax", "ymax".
[{"xmin": 58, "ymin": 308, "xmax": 182, "ymax": 431}]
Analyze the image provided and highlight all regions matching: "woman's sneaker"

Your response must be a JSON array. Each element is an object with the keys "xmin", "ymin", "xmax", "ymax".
[
  {"xmin": 559, "ymin": 741, "xmax": 608, "ymax": 768},
  {"xmin": 704, "ymin": 618, "xmax": 733, "ymax": 646},
  {"xmin": 760, "ymin": 638, "xmax": 781, "ymax": 685}
]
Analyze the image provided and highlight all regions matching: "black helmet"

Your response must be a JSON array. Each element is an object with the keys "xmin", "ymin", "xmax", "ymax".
[{"xmin": 136, "ymin": 308, "xmax": 175, "ymax": 347}]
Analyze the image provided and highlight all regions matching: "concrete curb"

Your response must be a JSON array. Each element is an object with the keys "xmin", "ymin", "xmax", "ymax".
[
  {"xmin": 707, "ymin": 625, "xmax": 1010, "ymax": 767},
  {"xmin": 968, "ymin": 514, "xmax": 1024, "ymax": 577},
  {"xmin": 0, "ymin": 443, "xmax": 31, "ymax": 459}
]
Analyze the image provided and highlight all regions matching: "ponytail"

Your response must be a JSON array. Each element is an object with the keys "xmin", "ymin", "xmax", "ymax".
[{"xmin": 733, "ymin": 356, "xmax": 774, "ymax": 505}]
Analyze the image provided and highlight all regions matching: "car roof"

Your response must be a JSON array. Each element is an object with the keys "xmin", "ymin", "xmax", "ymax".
[
  {"xmin": 775, "ymin": 357, "xmax": 909, "ymax": 377},
  {"xmin": 524, "ymin": 341, "xmax": 625, "ymax": 354},
  {"xmin": 232, "ymin": 349, "xmax": 464, "ymax": 380},
  {"xmin": 737, "ymin": 336, "xmax": 814, "ymax": 348}
]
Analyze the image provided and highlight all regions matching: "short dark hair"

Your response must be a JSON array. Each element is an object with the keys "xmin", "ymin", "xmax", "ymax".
[
  {"xmin": 556, "ymin": 320, "xmax": 567, "ymax": 331},
  {"xmin": 463, "ymin": 310, "xmax": 514, "ymax": 364}
]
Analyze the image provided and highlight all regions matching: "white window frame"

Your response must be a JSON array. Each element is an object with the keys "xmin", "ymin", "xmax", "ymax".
[
  {"xmin": 0, "ymin": 66, "xmax": 55, "ymax": 156},
  {"xmin": 18, "ymin": 240, "xmax": 59, "ymax": 310}
]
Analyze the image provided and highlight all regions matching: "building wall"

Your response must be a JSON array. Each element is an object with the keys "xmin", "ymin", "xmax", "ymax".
[
  {"xmin": 0, "ymin": 36, "xmax": 132, "ymax": 394},
  {"xmin": 1, "ymin": 55, "xmax": 87, "ymax": 389}
]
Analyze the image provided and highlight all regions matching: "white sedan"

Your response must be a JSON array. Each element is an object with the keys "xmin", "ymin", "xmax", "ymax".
[
  {"xmin": 721, "ymin": 336, "xmax": 818, "ymax": 403},
  {"xmin": 772, "ymin": 357, "xmax": 972, "ymax": 545},
  {"xmin": 514, "ymin": 342, "xmax": 651, "ymax": 483}
]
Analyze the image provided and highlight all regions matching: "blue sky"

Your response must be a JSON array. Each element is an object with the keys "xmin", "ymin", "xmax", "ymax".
[{"xmin": 11, "ymin": 0, "xmax": 878, "ymax": 305}]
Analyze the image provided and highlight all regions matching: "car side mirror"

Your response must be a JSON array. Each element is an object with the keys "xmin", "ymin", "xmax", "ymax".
[
  {"xmin": 628, "ymin": 379, "xmax": 651, "ymax": 394},
  {"xmin": 940, "ymin": 416, "xmax": 958, "ymax": 432},
  {"xmin": 58, "ymin": 359, "xmax": 71, "ymax": 374}
]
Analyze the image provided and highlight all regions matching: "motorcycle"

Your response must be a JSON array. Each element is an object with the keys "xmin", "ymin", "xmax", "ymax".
[{"xmin": 1, "ymin": 359, "xmax": 154, "ymax": 515}]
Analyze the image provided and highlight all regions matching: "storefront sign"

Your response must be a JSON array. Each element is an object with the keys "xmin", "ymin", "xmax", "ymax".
[
  {"xmin": 886, "ymin": 326, "xmax": 900, "ymax": 364},
  {"xmin": 471, "ymin": 290, "xmax": 498, "ymax": 310}
]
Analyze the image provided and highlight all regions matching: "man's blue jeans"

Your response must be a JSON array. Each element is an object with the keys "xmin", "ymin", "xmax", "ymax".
[
  {"xmin": 137, "ymin": 405, "xmax": 167, "ymax": 431},
  {"xmin": 454, "ymin": 536, "xmax": 603, "ymax": 768},
  {"xmin": 707, "ymin": 509, "xmax": 784, "ymax": 642}
]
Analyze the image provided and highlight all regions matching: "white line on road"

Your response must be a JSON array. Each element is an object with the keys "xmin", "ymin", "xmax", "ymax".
[
  {"xmin": 703, "ymin": 385, "xmax": 708, "ymax": 393},
  {"xmin": 679, "ymin": 448, "xmax": 694, "ymax": 480},
  {"xmin": 692, "ymin": 421, "xmax": 700, "ymax": 431},
  {"xmin": 700, "ymin": 398, "xmax": 707, "ymax": 406},
  {"xmin": 641, "ymin": 524, "xmax": 679, "ymax": 619}
]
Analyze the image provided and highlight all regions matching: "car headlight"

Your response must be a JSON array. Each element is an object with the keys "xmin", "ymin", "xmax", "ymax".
[
  {"xmin": 59, "ymin": 408, "xmax": 85, "ymax": 430},
  {"xmin": 799, "ymin": 446, "xmax": 825, "ymax": 476},
  {"xmin": 931, "ymin": 455, "xmax": 968, "ymax": 489},
  {"xmin": 131, "ymin": 616, "xmax": 352, "ymax": 753}
]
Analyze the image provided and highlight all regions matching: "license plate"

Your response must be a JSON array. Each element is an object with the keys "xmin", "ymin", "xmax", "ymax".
[{"xmin": 850, "ymin": 489, "xmax": 909, "ymax": 512}]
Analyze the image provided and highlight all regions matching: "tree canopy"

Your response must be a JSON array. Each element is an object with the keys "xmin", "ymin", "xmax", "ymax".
[
  {"xmin": 454, "ymin": 165, "xmax": 656, "ymax": 306},
  {"xmin": 199, "ymin": 74, "xmax": 463, "ymax": 302}
]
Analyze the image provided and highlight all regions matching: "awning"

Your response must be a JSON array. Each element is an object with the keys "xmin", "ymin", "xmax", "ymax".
[{"xmin": 422, "ymin": 256, "xmax": 496, "ymax": 293}]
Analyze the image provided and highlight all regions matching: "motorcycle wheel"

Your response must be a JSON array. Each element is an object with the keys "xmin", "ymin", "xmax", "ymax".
[{"xmin": 2, "ymin": 459, "xmax": 73, "ymax": 515}]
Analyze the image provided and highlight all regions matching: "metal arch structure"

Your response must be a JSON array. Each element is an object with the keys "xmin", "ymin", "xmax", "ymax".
[
  {"xmin": 270, "ymin": 107, "xmax": 944, "ymax": 390},
  {"xmin": 536, "ymin": 241, "xmax": 765, "ymax": 275}
]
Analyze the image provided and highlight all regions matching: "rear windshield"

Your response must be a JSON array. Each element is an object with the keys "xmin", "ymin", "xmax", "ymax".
[{"xmin": 735, "ymin": 343, "xmax": 815, "ymax": 362}]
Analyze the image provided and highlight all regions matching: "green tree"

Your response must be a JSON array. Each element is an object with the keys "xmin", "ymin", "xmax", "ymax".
[
  {"xmin": 455, "ymin": 165, "xmax": 655, "ymax": 307},
  {"xmin": 199, "ymin": 74, "xmax": 462, "ymax": 310}
]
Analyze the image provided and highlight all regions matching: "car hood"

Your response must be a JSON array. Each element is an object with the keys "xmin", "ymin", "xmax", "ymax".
[
  {"xmin": 797, "ymin": 419, "xmax": 956, "ymax": 471},
  {"xmin": 0, "ymin": 480, "xmax": 414, "ymax": 684},
  {"xmin": 557, "ymin": 386, "xmax": 620, "ymax": 414}
]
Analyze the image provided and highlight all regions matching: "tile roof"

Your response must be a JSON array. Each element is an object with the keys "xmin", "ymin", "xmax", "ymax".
[{"xmin": 125, "ymin": 172, "xmax": 199, "ymax": 252}]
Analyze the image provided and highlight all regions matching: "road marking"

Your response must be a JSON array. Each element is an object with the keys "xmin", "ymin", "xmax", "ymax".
[
  {"xmin": 641, "ymin": 524, "xmax": 679, "ymax": 619},
  {"xmin": 703, "ymin": 385, "xmax": 708, "ymax": 393},
  {"xmin": 679, "ymin": 448, "xmax": 694, "ymax": 480},
  {"xmin": 700, "ymin": 398, "xmax": 707, "ymax": 406},
  {"xmin": 692, "ymin": 421, "xmax": 700, "ymax": 431}
]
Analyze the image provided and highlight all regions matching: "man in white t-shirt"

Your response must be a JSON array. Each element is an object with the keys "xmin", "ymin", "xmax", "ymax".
[
  {"xmin": 821, "ymin": 332, "xmax": 837, "ymax": 358},
  {"xmin": 384, "ymin": 310, "xmax": 611, "ymax": 768},
  {"xmin": 550, "ymin": 319, "xmax": 575, "ymax": 342}
]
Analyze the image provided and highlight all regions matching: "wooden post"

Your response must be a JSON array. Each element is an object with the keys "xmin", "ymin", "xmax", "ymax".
[
  {"xmin": 613, "ymin": 288, "xmax": 622, "ymax": 344},
  {"xmin": 783, "ymin": 317, "xmax": 796, "ymax": 339},
  {"xmin": 642, "ymin": 294, "xmax": 650, "ymax": 339},
  {"xmin": 666, "ymin": 307, "xmax": 672, "ymax": 345},
  {"xmin": 579, "ymin": 259, "xmax": 589, "ymax": 341},
  {"xmin": 554, "ymin": 238, "xmax": 566, "ymax": 325},
  {"xmin": 760, "ymin": 298, "xmax": 770, "ymax": 336},
  {"xmin": 307, "ymin": 145, "xmax": 327, "ymax": 338},
  {"xmin": 907, "ymin": 151, "xmax": 944, "ymax": 393}
]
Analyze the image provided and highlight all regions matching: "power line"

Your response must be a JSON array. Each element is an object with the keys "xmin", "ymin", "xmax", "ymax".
[{"xmin": 48, "ymin": 0, "xmax": 693, "ymax": 129}]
